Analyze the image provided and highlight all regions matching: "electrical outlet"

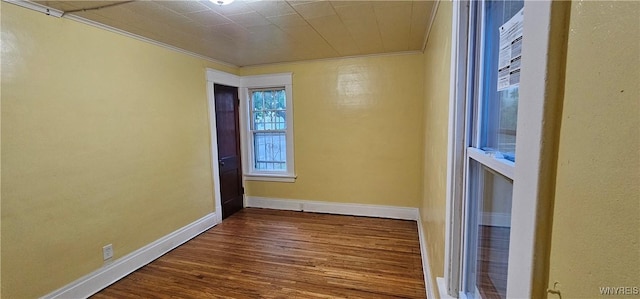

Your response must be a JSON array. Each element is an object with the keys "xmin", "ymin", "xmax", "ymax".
[{"xmin": 102, "ymin": 244, "xmax": 114, "ymax": 261}]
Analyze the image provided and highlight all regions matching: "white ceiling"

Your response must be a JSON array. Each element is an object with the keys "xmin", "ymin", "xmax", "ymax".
[{"xmin": 34, "ymin": 0, "xmax": 437, "ymax": 66}]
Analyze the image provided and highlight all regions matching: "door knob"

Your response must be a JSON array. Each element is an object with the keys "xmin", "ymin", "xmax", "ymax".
[{"xmin": 219, "ymin": 160, "xmax": 225, "ymax": 167}]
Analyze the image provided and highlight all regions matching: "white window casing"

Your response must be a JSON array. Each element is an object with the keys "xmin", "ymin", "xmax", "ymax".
[
  {"xmin": 444, "ymin": 1, "xmax": 568, "ymax": 298},
  {"xmin": 241, "ymin": 73, "xmax": 296, "ymax": 183}
]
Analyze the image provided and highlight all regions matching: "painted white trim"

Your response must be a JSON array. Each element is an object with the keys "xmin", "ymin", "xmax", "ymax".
[
  {"xmin": 438, "ymin": 277, "xmax": 457, "ymax": 299},
  {"xmin": 480, "ymin": 212, "xmax": 511, "ymax": 228},
  {"xmin": 245, "ymin": 196, "xmax": 419, "ymax": 221},
  {"xmin": 467, "ymin": 147, "xmax": 515, "ymax": 180},
  {"xmin": 239, "ymin": 51, "xmax": 423, "ymax": 70},
  {"xmin": 5, "ymin": 1, "xmax": 236, "ymax": 68},
  {"xmin": 244, "ymin": 174, "xmax": 296, "ymax": 183},
  {"xmin": 3, "ymin": 0, "xmax": 63, "ymax": 17},
  {"xmin": 507, "ymin": 1, "xmax": 566, "ymax": 297},
  {"xmin": 241, "ymin": 73, "xmax": 293, "ymax": 87},
  {"xmin": 417, "ymin": 213, "xmax": 437, "ymax": 299},
  {"xmin": 206, "ymin": 69, "xmax": 297, "ymax": 219},
  {"xmin": 238, "ymin": 86, "xmax": 250, "ymax": 193},
  {"xmin": 447, "ymin": 1, "xmax": 563, "ymax": 297},
  {"xmin": 41, "ymin": 213, "xmax": 217, "ymax": 299},
  {"xmin": 242, "ymin": 73, "xmax": 296, "ymax": 181},
  {"xmin": 206, "ymin": 69, "xmax": 242, "ymax": 87},
  {"xmin": 206, "ymin": 82, "xmax": 225, "ymax": 224},
  {"xmin": 9, "ymin": 0, "xmax": 236, "ymax": 67},
  {"xmin": 444, "ymin": 0, "xmax": 470, "ymax": 296},
  {"xmin": 63, "ymin": 16, "xmax": 237, "ymax": 69}
]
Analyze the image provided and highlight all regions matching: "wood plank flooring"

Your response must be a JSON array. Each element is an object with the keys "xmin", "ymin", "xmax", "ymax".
[{"xmin": 91, "ymin": 208, "xmax": 426, "ymax": 299}]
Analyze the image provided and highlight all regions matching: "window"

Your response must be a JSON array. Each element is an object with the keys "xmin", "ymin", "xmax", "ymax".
[
  {"xmin": 250, "ymin": 88, "xmax": 287, "ymax": 171},
  {"xmin": 460, "ymin": 1, "xmax": 522, "ymax": 298},
  {"xmin": 445, "ymin": 1, "xmax": 562, "ymax": 298},
  {"xmin": 476, "ymin": 1, "xmax": 523, "ymax": 162},
  {"xmin": 243, "ymin": 73, "xmax": 295, "ymax": 182}
]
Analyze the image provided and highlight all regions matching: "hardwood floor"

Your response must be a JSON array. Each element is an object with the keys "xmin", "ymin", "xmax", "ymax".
[{"xmin": 92, "ymin": 208, "xmax": 426, "ymax": 299}]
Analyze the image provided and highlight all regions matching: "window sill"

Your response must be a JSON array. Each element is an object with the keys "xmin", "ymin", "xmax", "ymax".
[
  {"xmin": 245, "ymin": 173, "xmax": 297, "ymax": 183},
  {"xmin": 467, "ymin": 147, "xmax": 515, "ymax": 179}
]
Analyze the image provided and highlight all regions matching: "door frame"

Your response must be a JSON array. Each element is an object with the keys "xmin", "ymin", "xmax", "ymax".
[
  {"xmin": 205, "ymin": 69, "xmax": 294, "ymax": 223},
  {"xmin": 444, "ymin": 1, "xmax": 569, "ymax": 297},
  {"xmin": 206, "ymin": 70, "xmax": 245, "ymax": 224}
]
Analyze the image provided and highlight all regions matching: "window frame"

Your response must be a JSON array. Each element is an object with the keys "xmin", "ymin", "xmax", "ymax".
[
  {"xmin": 459, "ymin": 1, "xmax": 519, "ymax": 297},
  {"xmin": 240, "ymin": 73, "xmax": 296, "ymax": 183},
  {"xmin": 248, "ymin": 87, "xmax": 288, "ymax": 173},
  {"xmin": 443, "ymin": 1, "xmax": 568, "ymax": 298}
]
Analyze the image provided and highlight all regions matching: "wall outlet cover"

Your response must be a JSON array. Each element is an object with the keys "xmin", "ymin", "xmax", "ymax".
[{"xmin": 102, "ymin": 244, "xmax": 114, "ymax": 261}]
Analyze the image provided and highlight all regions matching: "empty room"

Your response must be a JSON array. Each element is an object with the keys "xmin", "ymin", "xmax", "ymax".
[{"xmin": 1, "ymin": 0, "xmax": 638, "ymax": 298}]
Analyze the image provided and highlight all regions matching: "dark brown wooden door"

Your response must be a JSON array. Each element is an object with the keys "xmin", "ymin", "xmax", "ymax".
[{"xmin": 214, "ymin": 84, "xmax": 243, "ymax": 220}]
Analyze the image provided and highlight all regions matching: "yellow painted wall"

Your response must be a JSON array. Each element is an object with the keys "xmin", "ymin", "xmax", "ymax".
[
  {"xmin": 420, "ymin": 0, "xmax": 452, "ymax": 292},
  {"xmin": 239, "ymin": 54, "xmax": 425, "ymax": 208},
  {"xmin": 547, "ymin": 1, "xmax": 640, "ymax": 297},
  {"xmin": 1, "ymin": 3, "xmax": 237, "ymax": 298}
]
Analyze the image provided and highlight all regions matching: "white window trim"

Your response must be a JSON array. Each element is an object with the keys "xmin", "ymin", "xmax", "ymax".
[
  {"xmin": 444, "ymin": 1, "xmax": 567, "ymax": 298},
  {"xmin": 467, "ymin": 148, "xmax": 515, "ymax": 180},
  {"xmin": 240, "ymin": 73, "xmax": 296, "ymax": 182},
  {"xmin": 444, "ymin": 0, "xmax": 469, "ymax": 294},
  {"xmin": 205, "ymin": 70, "xmax": 297, "ymax": 221}
]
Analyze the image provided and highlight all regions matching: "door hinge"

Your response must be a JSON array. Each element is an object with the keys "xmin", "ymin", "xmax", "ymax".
[{"xmin": 241, "ymin": 187, "xmax": 245, "ymax": 195}]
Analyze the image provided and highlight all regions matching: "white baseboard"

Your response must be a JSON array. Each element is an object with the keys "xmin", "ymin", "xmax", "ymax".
[
  {"xmin": 417, "ymin": 212, "xmax": 437, "ymax": 299},
  {"xmin": 42, "ymin": 213, "xmax": 218, "ymax": 299},
  {"xmin": 245, "ymin": 196, "xmax": 419, "ymax": 220},
  {"xmin": 480, "ymin": 212, "xmax": 511, "ymax": 227}
]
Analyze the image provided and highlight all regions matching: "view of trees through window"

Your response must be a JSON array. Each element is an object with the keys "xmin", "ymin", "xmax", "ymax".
[{"xmin": 251, "ymin": 89, "xmax": 287, "ymax": 171}]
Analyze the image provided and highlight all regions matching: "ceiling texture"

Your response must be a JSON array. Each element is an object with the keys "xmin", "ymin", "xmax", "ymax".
[{"xmin": 34, "ymin": 0, "xmax": 437, "ymax": 67}]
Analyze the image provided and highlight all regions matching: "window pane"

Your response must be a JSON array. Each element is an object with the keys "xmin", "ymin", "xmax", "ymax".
[
  {"xmin": 479, "ymin": 0, "xmax": 524, "ymax": 162},
  {"xmin": 253, "ymin": 111, "xmax": 263, "ymax": 130},
  {"xmin": 253, "ymin": 91, "xmax": 264, "ymax": 110},
  {"xmin": 276, "ymin": 89, "xmax": 286, "ymax": 109},
  {"xmin": 251, "ymin": 89, "xmax": 287, "ymax": 131},
  {"xmin": 463, "ymin": 159, "xmax": 513, "ymax": 299},
  {"xmin": 253, "ymin": 132, "xmax": 286, "ymax": 171}
]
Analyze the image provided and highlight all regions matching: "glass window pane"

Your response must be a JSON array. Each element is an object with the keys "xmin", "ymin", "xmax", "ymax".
[
  {"xmin": 479, "ymin": 0, "xmax": 524, "ymax": 162},
  {"xmin": 253, "ymin": 132, "xmax": 286, "ymax": 171},
  {"xmin": 251, "ymin": 88, "xmax": 288, "ymax": 171},
  {"xmin": 251, "ymin": 89, "xmax": 287, "ymax": 131},
  {"xmin": 252, "ymin": 91, "xmax": 263, "ymax": 110},
  {"xmin": 463, "ymin": 159, "xmax": 513, "ymax": 299},
  {"xmin": 276, "ymin": 90, "xmax": 286, "ymax": 109},
  {"xmin": 253, "ymin": 111, "xmax": 263, "ymax": 130},
  {"xmin": 276, "ymin": 111, "xmax": 286, "ymax": 130}
]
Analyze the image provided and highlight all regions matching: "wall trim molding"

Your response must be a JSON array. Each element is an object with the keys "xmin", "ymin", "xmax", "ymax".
[
  {"xmin": 245, "ymin": 196, "xmax": 419, "ymax": 221},
  {"xmin": 3, "ymin": 0, "xmax": 63, "ymax": 17},
  {"xmin": 41, "ymin": 213, "xmax": 218, "ymax": 299},
  {"xmin": 238, "ymin": 50, "xmax": 423, "ymax": 70},
  {"xmin": 3, "ymin": 0, "xmax": 238, "ymax": 68},
  {"xmin": 417, "ymin": 212, "xmax": 437, "ymax": 299},
  {"xmin": 62, "ymin": 13, "xmax": 238, "ymax": 69}
]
